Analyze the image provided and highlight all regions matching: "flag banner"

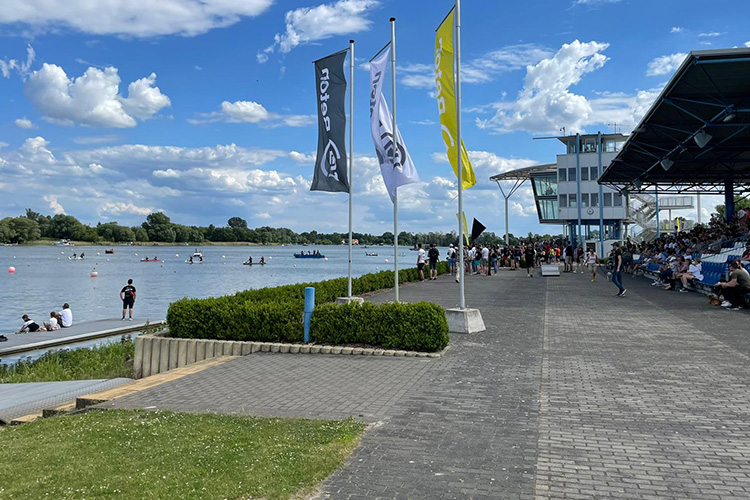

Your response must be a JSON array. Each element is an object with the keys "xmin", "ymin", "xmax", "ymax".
[
  {"xmin": 369, "ymin": 47, "xmax": 420, "ymax": 202},
  {"xmin": 435, "ymin": 9, "xmax": 476, "ymax": 190},
  {"xmin": 471, "ymin": 218, "xmax": 486, "ymax": 242},
  {"xmin": 456, "ymin": 212, "xmax": 470, "ymax": 245},
  {"xmin": 312, "ymin": 50, "xmax": 349, "ymax": 193}
]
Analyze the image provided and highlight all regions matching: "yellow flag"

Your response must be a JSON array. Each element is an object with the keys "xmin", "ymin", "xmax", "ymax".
[
  {"xmin": 456, "ymin": 212, "xmax": 469, "ymax": 245},
  {"xmin": 435, "ymin": 8, "xmax": 476, "ymax": 190}
]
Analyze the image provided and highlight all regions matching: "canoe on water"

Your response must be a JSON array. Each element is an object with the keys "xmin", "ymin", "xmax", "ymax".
[
  {"xmin": 141, "ymin": 259, "xmax": 161, "ymax": 262},
  {"xmin": 242, "ymin": 261, "xmax": 266, "ymax": 266},
  {"xmin": 293, "ymin": 253, "xmax": 325, "ymax": 259}
]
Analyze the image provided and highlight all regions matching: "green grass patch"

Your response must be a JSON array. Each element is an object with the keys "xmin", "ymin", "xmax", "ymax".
[
  {"xmin": 0, "ymin": 338, "xmax": 135, "ymax": 383},
  {"xmin": 0, "ymin": 410, "xmax": 365, "ymax": 500}
]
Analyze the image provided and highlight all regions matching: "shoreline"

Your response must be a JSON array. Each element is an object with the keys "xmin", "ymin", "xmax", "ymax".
[{"xmin": 5, "ymin": 241, "xmax": 347, "ymax": 248}]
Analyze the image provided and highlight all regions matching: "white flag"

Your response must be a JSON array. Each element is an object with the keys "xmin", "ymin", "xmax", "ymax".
[{"xmin": 369, "ymin": 47, "xmax": 419, "ymax": 202}]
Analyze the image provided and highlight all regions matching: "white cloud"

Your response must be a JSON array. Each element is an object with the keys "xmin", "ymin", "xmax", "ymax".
[
  {"xmin": 14, "ymin": 117, "xmax": 37, "ymax": 129},
  {"xmin": 400, "ymin": 44, "xmax": 553, "ymax": 90},
  {"xmin": 190, "ymin": 100, "xmax": 314, "ymax": 128},
  {"xmin": 24, "ymin": 64, "xmax": 171, "ymax": 128},
  {"xmin": 477, "ymin": 40, "xmax": 609, "ymax": 135},
  {"xmin": 0, "ymin": 45, "xmax": 35, "ymax": 79},
  {"xmin": 44, "ymin": 195, "xmax": 65, "ymax": 214},
  {"xmin": 260, "ymin": 0, "xmax": 378, "ymax": 59},
  {"xmin": 0, "ymin": 0, "xmax": 273, "ymax": 37},
  {"xmin": 257, "ymin": 212, "xmax": 271, "ymax": 219},
  {"xmin": 698, "ymin": 32, "xmax": 722, "ymax": 38},
  {"xmin": 745, "ymin": 41, "xmax": 750, "ymax": 48},
  {"xmin": 645, "ymin": 53, "xmax": 686, "ymax": 77},
  {"xmin": 73, "ymin": 135, "xmax": 123, "ymax": 145},
  {"xmin": 101, "ymin": 202, "xmax": 155, "ymax": 215},
  {"xmin": 671, "ymin": 27, "xmax": 684, "ymax": 33},
  {"xmin": 574, "ymin": 0, "xmax": 621, "ymax": 4},
  {"xmin": 288, "ymin": 151, "xmax": 315, "ymax": 163}
]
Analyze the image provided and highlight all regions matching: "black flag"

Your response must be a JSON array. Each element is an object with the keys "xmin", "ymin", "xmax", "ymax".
[
  {"xmin": 311, "ymin": 50, "xmax": 349, "ymax": 193},
  {"xmin": 471, "ymin": 218, "xmax": 486, "ymax": 242}
]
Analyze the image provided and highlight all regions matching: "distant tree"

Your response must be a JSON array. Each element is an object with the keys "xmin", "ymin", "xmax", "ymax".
[
  {"xmin": 715, "ymin": 196, "xmax": 750, "ymax": 220},
  {"xmin": 227, "ymin": 217, "xmax": 248, "ymax": 229},
  {"xmin": 48, "ymin": 214, "xmax": 85, "ymax": 240},
  {"xmin": 132, "ymin": 226, "xmax": 149, "ymax": 242},
  {"xmin": 4, "ymin": 217, "xmax": 41, "ymax": 243}
]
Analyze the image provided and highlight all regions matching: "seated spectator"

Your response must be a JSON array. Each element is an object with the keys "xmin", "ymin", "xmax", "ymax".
[
  {"xmin": 740, "ymin": 243, "xmax": 750, "ymax": 264},
  {"xmin": 714, "ymin": 260, "xmax": 750, "ymax": 310},
  {"xmin": 663, "ymin": 256, "xmax": 687, "ymax": 291},
  {"xmin": 60, "ymin": 303, "xmax": 73, "ymax": 328},
  {"xmin": 43, "ymin": 311, "xmax": 60, "ymax": 331},
  {"xmin": 677, "ymin": 256, "xmax": 702, "ymax": 292},
  {"xmin": 18, "ymin": 314, "xmax": 42, "ymax": 333}
]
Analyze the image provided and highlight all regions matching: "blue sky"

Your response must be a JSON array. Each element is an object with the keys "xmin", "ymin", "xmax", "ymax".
[{"xmin": 1, "ymin": 0, "xmax": 748, "ymax": 236}]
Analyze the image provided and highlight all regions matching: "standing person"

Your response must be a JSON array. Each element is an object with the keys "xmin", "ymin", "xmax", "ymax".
[
  {"xmin": 427, "ymin": 243, "xmax": 440, "ymax": 280},
  {"xmin": 564, "ymin": 242, "xmax": 573, "ymax": 272},
  {"xmin": 611, "ymin": 242, "xmax": 626, "ymax": 297},
  {"xmin": 416, "ymin": 243, "xmax": 426, "ymax": 281},
  {"xmin": 447, "ymin": 244, "xmax": 457, "ymax": 277},
  {"xmin": 513, "ymin": 245, "xmax": 521, "ymax": 271},
  {"xmin": 490, "ymin": 245, "xmax": 498, "ymax": 275},
  {"xmin": 584, "ymin": 248, "xmax": 598, "ymax": 282},
  {"xmin": 524, "ymin": 244, "xmax": 535, "ymax": 278},
  {"xmin": 60, "ymin": 303, "xmax": 73, "ymax": 327},
  {"xmin": 120, "ymin": 279, "xmax": 137, "ymax": 320},
  {"xmin": 481, "ymin": 244, "xmax": 490, "ymax": 276},
  {"xmin": 576, "ymin": 245, "xmax": 584, "ymax": 274}
]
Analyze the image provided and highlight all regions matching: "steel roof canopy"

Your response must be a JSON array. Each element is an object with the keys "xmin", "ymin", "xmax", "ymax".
[{"xmin": 599, "ymin": 47, "xmax": 750, "ymax": 194}]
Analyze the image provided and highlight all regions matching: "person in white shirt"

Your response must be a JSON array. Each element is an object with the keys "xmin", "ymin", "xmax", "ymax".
[
  {"xmin": 43, "ymin": 311, "xmax": 60, "ymax": 331},
  {"xmin": 60, "ymin": 303, "xmax": 73, "ymax": 328},
  {"xmin": 678, "ymin": 256, "xmax": 702, "ymax": 292},
  {"xmin": 584, "ymin": 249, "xmax": 598, "ymax": 282},
  {"xmin": 416, "ymin": 243, "xmax": 426, "ymax": 281}
]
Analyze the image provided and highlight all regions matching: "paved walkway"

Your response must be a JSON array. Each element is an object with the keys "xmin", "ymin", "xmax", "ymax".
[{"xmin": 100, "ymin": 268, "xmax": 750, "ymax": 499}]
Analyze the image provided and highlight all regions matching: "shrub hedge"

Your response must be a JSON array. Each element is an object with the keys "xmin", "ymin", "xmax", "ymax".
[{"xmin": 166, "ymin": 261, "xmax": 450, "ymax": 351}]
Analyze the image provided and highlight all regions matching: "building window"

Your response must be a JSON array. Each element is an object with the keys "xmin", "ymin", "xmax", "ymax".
[
  {"xmin": 581, "ymin": 167, "xmax": 589, "ymax": 181},
  {"xmin": 583, "ymin": 138, "xmax": 597, "ymax": 153},
  {"xmin": 581, "ymin": 193, "xmax": 589, "ymax": 207},
  {"xmin": 604, "ymin": 192, "xmax": 612, "ymax": 207},
  {"xmin": 590, "ymin": 166, "xmax": 598, "ymax": 180},
  {"xmin": 614, "ymin": 193, "xmax": 623, "ymax": 206},
  {"xmin": 591, "ymin": 193, "xmax": 599, "ymax": 207},
  {"xmin": 568, "ymin": 168, "xmax": 576, "ymax": 182},
  {"xmin": 559, "ymin": 195, "xmax": 567, "ymax": 208},
  {"xmin": 559, "ymin": 169, "xmax": 567, "ymax": 182},
  {"xmin": 569, "ymin": 194, "xmax": 577, "ymax": 208},
  {"xmin": 567, "ymin": 140, "xmax": 577, "ymax": 154}
]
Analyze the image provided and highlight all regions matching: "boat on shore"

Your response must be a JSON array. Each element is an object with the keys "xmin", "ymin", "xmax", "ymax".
[
  {"xmin": 293, "ymin": 252, "xmax": 325, "ymax": 259},
  {"xmin": 54, "ymin": 239, "xmax": 74, "ymax": 247}
]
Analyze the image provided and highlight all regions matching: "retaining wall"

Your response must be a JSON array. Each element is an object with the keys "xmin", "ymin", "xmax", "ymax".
[{"xmin": 133, "ymin": 333, "xmax": 443, "ymax": 378}]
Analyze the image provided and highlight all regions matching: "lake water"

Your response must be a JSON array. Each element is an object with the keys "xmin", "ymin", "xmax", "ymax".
[{"xmin": 0, "ymin": 244, "xmax": 421, "ymax": 334}]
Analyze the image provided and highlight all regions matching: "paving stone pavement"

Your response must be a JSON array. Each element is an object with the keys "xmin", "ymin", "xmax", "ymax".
[{"xmin": 100, "ymin": 267, "xmax": 750, "ymax": 499}]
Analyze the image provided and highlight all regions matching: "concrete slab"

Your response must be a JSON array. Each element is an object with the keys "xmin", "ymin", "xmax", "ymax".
[
  {"xmin": 0, "ymin": 378, "xmax": 131, "ymax": 425},
  {"xmin": 445, "ymin": 307, "xmax": 486, "ymax": 333}
]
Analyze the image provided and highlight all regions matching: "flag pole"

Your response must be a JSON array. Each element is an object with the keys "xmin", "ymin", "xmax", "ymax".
[
  {"xmin": 347, "ymin": 39, "xmax": 354, "ymax": 298},
  {"xmin": 455, "ymin": 0, "xmax": 465, "ymax": 310},
  {"xmin": 391, "ymin": 17, "xmax": 399, "ymax": 302}
]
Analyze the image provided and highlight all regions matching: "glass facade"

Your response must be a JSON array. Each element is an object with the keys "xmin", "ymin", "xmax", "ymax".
[
  {"xmin": 530, "ymin": 172, "xmax": 560, "ymax": 223},
  {"xmin": 537, "ymin": 198, "xmax": 559, "ymax": 221},
  {"xmin": 532, "ymin": 175, "xmax": 557, "ymax": 197}
]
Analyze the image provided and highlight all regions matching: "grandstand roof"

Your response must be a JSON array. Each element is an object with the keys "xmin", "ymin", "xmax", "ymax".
[
  {"xmin": 599, "ymin": 48, "xmax": 750, "ymax": 194},
  {"xmin": 489, "ymin": 163, "xmax": 556, "ymax": 182}
]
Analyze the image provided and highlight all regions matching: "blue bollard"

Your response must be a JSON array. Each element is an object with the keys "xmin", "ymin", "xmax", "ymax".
[{"xmin": 304, "ymin": 287, "xmax": 315, "ymax": 343}]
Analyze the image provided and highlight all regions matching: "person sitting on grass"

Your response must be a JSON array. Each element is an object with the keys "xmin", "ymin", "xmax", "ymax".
[
  {"xmin": 714, "ymin": 260, "xmax": 750, "ymax": 311},
  {"xmin": 18, "ymin": 314, "xmax": 42, "ymax": 333}
]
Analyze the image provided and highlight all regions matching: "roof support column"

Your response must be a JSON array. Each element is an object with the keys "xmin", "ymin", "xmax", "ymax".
[
  {"xmin": 655, "ymin": 188, "xmax": 660, "ymax": 238},
  {"xmin": 725, "ymin": 179, "xmax": 735, "ymax": 223},
  {"xmin": 598, "ymin": 132, "xmax": 604, "ymax": 257},
  {"xmin": 576, "ymin": 133, "xmax": 582, "ymax": 249}
]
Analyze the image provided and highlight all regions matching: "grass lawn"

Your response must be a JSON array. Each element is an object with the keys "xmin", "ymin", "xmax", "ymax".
[
  {"xmin": 0, "ymin": 409, "xmax": 365, "ymax": 500},
  {"xmin": 0, "ymin": 339, "xmax": 134, "ymax": 383}
]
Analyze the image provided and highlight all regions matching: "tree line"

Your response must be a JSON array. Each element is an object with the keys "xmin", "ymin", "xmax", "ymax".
[{"xmin": 0, "ymin": 209, "xmax": 556, "ymax": 246}]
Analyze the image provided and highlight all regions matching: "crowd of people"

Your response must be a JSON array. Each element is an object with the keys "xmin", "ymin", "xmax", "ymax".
[{"xmin": 13, "ymin": 303, "xmax": 73, "ymax": 336}]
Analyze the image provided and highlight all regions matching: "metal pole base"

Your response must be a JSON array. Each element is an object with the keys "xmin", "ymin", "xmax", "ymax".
[
  {"xmin": 336, "ymin": 296, "xmax": 364, "ymax": 305},
  {"xmin": 445, "ymin": 308, "xmax": 486, "ymax": 333}
]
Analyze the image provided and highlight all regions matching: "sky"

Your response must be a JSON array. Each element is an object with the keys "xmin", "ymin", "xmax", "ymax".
[{"xmin": 1, "ymin": 0, "xmax": 748, "ymax": 237}]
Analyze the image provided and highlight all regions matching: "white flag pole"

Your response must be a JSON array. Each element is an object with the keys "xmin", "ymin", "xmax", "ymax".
[
  {"xmin": 391, "ymin": 17, "xmax": 399, "ymax": 303},
  {"xmin": 455, "ymin": 0, "xmax": 465, "ymax": 310},
  {"xmin": 348, "ymin": 39, "xmax": 354, "ymax": 298}
]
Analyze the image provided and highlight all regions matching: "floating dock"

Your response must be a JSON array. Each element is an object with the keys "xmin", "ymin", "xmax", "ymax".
[{"xmin": 1, "ymin": 318, "xmax": 165, "ymax": 358}]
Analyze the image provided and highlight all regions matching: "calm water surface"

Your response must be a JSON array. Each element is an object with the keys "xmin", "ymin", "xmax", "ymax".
[{"xmin": 0, "ymin": 244, "xmax": 419, "ymax": 333}]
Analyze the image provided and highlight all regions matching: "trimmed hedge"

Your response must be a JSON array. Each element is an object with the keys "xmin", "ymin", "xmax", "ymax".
[
  {"xmin": 311, "ymin": 301, "xmax": 449, "ymax": 352},
  {"xmin": 166, "ymin": 262, "xmax": 451, "ymax": 351}
]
